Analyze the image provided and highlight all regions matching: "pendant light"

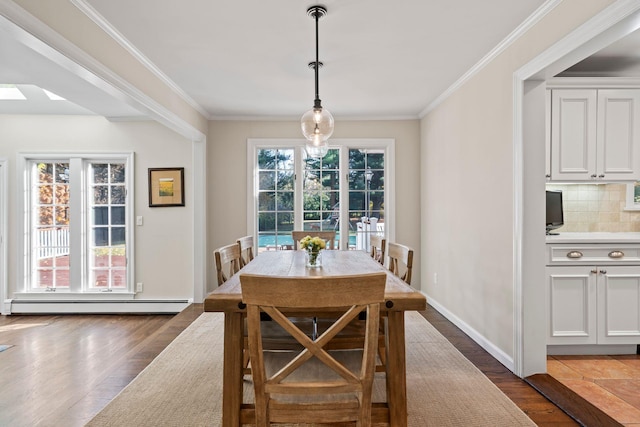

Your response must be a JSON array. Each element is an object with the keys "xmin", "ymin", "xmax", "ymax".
[{"xmin": 301, "ymin": 5, "xmax": 333, "ymax": 158}]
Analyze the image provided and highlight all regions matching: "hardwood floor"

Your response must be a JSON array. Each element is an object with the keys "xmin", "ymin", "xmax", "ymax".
[{"xmin": 0, "ymin": 303, "xmax": 614, "ymax": 426}]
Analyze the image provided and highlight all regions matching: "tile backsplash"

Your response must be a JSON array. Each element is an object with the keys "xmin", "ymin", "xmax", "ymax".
[{"xmin": 546, "ymin": 184, "xmax": 640, "ymax": 232}]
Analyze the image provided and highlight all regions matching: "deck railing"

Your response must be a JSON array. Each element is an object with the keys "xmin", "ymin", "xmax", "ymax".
[{"xmin": 36, "ymin": 227, "xmax": 70, "ymax": 259}]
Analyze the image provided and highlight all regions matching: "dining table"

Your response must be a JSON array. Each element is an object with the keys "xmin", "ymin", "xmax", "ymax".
[{"xmin": 204, "ymin": 249, "xmax": 427, "ymax": 427}]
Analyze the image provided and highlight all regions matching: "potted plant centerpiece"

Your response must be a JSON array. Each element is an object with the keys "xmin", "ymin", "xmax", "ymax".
[{"xmin": 300, "ymin": 235, "xmax": 326, "ymax": 268}]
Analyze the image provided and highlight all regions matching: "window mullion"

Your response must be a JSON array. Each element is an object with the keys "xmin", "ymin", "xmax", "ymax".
[
  {"xmin": 68, "ymin": 158, "xmax": 84, "ymax": 292},
  {"xmin": 294, "ymin": 146, "xmax": 304, "ymax": 230},
  {"xmin": 339, "ymin": 147, "xmax": 348, "ymax": 250}
]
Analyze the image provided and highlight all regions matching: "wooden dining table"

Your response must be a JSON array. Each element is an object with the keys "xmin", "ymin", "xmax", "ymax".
[{"xmin": 204, "ymin": 249, "xmax": 427, "ymax": 426}]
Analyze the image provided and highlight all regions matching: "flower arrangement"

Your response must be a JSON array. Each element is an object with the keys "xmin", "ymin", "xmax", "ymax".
[{"xmin": 299, "ymin": 235, "xmax": 326, "ymax": 267}]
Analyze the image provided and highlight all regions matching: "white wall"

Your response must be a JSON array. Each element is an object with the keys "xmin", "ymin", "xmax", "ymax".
[
  {"xmin": 0, "ymin": 115, "xmax": 194, "ymax": 301},
  {"xmin": 207, "ymin": 119, "xmax": 421, "ymax": 294},
  {"xmin": 420, "ymin": 0, "xmax": 615, "ymax": 370}
]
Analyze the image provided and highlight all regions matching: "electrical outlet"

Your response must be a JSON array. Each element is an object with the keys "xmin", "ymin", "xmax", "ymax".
[
  {"xmin": 433, "ymin": 273, "xmax": 438, "ymax": 285},
  {"xmin": 136, "ymin": 282, "xmax": 143, "ymax": 293},
  {"xmin": 136, "ymin": 216, "xmax": 143, "ymax": 226}
]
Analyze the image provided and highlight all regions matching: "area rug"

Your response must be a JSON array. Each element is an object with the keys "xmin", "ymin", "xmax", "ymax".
[{"xmin": 86, "ymin": 311, "xmax": 535, "ymax": 426}]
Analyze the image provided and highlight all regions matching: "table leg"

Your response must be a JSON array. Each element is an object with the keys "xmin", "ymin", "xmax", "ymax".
[
  {"xmin": 385, "ymin": 310, "xmax": 407, "ymax": 427},
  {"xmin": 222, "ymin": 311, "xmax": 244, "ymax": 427}
]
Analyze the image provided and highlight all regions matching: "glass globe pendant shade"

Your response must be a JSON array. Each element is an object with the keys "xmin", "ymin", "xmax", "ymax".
[
  {"xmin": 305, "ymin": 136, "xmax": 329, "ymax": 158},
  {"xmin": 301, "ymin": 106, "xmax": 334, "ymax": 141}
]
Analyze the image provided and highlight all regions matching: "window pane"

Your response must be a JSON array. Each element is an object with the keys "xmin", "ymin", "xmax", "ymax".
[
  {"xmin": 111, "ymin": 207, "xmax": 125, "ymax": 225},
  {"xmin": 111, "ymin": 186, "xmax": 125, "ymax": 204},
  {"xmin": 111, "ymin": 227, "xmax": 125, "ymax": 246},
  {"xmin": 259, "ymin": 171, "xmax": 275, "ymax": 190},
  {"xmin": 277, "ymin": 171, "xmax": 294, "ymax": 190},
  {"xmin": 258, "ymin": 192, "xmax": 275, "ymax": 211},
  {"xmin": 93, "ymin": 207, "xmax": 108, "ymax": 225},
  {"xmin": 93, "ymin": 186, "xmax": 109, "ymax": 204},
  {"xmin": 94, "ymin": 228, "xmax": 108, "ymax": 246},
  {"xmin": 276, "ymin": 192, "xmax": 294, "ymax": 210},
  {"xmin": 258, "ymin": 212, "xmax": 276, "ymax": 233},
  {"xmin": 93, "ymin": 164, "xmax": 109, "ymax": 183},
  {"xmin": 55, "ymin": 206, "xmax": 69, "ymax": 226},
  {"xmin": 110, "ymin": 164, "xmax": 125, "ymax": 183},
  {"xmin": 111, "ymin": 269, "xmax": 126, "ymax": 288},
  {"xmin": 258, "ymin": 149, "xmax": 277, "ymax": 169},
  {"xmin": 38, "ymin": 207, "xmax": 53, "ymax": 226}
]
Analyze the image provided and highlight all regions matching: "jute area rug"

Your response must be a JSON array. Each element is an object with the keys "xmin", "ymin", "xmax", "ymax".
[{"xmin": 86, "ymin": 311, "xmax": 535, "ymax": 426}]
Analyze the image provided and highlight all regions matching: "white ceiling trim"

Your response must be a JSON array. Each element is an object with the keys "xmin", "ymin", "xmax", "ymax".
[
  {"xmin": 70, "ymin": 0, "xmax": 211, "ymax": 120},
  {"xmin": 0, "ymin": 1, "xmax": 205, "ymax": 141},
  {"xmin": 419, "ymin": 0, "xmax": 561, "ymax": 118}
]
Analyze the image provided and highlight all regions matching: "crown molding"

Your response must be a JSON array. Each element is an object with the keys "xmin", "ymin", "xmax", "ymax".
[
  {"xmin": 419, "ymin": 0, "xmax": 562, "ymax": 118},
  {"xmin": 70, "ymin": 0, "xmax": 211, "ymax": 120}
]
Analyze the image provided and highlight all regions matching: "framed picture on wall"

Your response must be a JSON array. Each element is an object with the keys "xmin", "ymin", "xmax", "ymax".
[{"xmin": 148, "ymin": 167, "xmax": 185, "ymax": 207}]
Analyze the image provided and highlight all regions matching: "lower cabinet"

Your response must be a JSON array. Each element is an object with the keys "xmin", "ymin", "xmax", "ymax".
[{"xmin": 547, "ymin": 266, "xmax": 640, "ymax": 345}]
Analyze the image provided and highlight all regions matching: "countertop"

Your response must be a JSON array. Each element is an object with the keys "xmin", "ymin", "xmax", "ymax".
[{"xmin": 546, "ymin": 232, "xmax": 640, "ymax": 243}]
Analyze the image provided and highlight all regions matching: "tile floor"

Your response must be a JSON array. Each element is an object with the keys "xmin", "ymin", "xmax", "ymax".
[{"xmin": 547, "ymin": 354, "xmax": 640, "ymax": 426}]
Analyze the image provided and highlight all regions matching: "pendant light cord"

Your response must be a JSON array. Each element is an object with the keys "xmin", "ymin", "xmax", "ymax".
[{"xmin": 313, "ymin": 7, "xmax": 321, "ymax": 109}]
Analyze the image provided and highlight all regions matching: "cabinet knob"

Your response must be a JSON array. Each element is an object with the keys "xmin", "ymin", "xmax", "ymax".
[
  {"xmin": 608, "ymin": 251, "xmax": 624, "ymax": 259},
  {"xmin": 591, "ymin": 269, "xmax": 598, "ymax": 274},
  {"xmin": 598, "ymin": 174, "xmax": 605, "ymax": 178},
  {"xmin": 567, "ymin": 251, "xmax": 583, "ymax": 259},
  {"xmin": 591, "ymin": 174, "xmax": 597, "ymax": 178},
  {"xmin": 545, "ymin": 174, "xmax": 551, "ymax": 178},
  {"xmin": 600, "ymin": 269, "xmax": 607, "ymax": 274}
]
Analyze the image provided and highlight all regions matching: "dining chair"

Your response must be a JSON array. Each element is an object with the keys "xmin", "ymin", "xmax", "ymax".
[
  {"xmin": 370, "ymin": 235, "xmax": 386, "ymax": 266},
  {"xmin": 214, "ymin": 243, "xmax": 242, "ymax": 286},
  {"xmin": 240, "ymin": 272, "xmax": 386, "ymax": 426},
  {"xmin": 236, "ymin": 235, "xmax": 254, "ymax": 267},
  {"xmin": 387, "ymin": 242, "xmax": 414, "ymax": 285},
  {"xmin": 291, "ymin": 230, "xmax": 336, "ymax": 250}
]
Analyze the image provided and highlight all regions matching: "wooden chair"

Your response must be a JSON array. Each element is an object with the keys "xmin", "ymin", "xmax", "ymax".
[
  {"xmin": 236, "ymin": 235, "xmax": 254, "ymax": 267},
  {"xmin": 291, "ymin": 230, "xmax": 336, "ymax": 250},
  {"xmin": 370, "ymin": 235, "xmax": 386, "ymax": 266},
  {"xmin": 214, "ymin": 243, "xmax": 242, "ymax": 286},
  {"xmin": 387, "ymin": 242, "xmax": 413, "ymax": 285},
  {"xmin": 240, "ymin": 272, "xmax": 386, "ymax": 426}
]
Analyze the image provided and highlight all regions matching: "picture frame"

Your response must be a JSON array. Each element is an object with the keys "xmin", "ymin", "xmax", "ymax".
[{"xmin": 148, "ymin": 167, "xmax": 185, "ymax": 207}]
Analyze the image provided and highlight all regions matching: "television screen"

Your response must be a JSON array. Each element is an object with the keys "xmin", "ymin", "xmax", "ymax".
[{"xmin": 546, "ymin": 190, "xmax": 564, "ymax": 235}]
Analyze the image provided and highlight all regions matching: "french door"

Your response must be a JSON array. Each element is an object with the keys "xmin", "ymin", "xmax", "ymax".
[{"xmin": 249, "ymin": 139, "xmax": 394, "ymax": 252}]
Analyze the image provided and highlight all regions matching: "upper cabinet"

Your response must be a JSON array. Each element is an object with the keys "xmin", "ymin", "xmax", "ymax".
[{"xmin": 548, "ymin": 88, "xmax": 640, "ymax": 182}]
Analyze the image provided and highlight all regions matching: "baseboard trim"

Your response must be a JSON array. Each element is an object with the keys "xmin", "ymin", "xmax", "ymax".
[
  {"xmin": 425, "ymin": 293, "xmax": 516, "ymax": 372},
  {"xmin": 7, "ymin": 299, "xmax": 191, "ymax": 314}
]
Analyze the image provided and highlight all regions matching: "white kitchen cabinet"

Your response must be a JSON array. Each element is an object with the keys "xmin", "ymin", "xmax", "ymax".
[
  {"xmin": 549, "ymin": 89, "xmax": 640, "ymax": 181},
  {"xmin": 546, "ymin": 242, "xmax": 640, "ymax": 346}
]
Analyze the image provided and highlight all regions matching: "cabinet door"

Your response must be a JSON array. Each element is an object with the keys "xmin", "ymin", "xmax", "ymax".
[
  {"xmin": 547, "ymin": 266, "xmax": 597, "ymax": 344},
  {"xmin": 597, "ymin": 89, "xmax": 640, "ymax": 181},
  {"xmin": 597, "ymin": 266, "xmax": 640, "ymax": 344},
  {"xmin": 550, "ymin": 89, "xmax": 598, "ymax": 180}
]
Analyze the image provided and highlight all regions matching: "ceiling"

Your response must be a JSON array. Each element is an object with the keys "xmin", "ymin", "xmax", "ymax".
[{"xmin": 1, "ymin": 1, "xmax": 639, "ymax": 120}]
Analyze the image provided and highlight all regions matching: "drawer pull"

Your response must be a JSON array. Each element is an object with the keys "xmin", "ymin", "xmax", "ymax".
[
  {"xmin": 608, "ymin": 251, "xmax": 624, "ymax": 259},
  {"xmin": 566, "ymin": 251, "xmax": 583, "ymax": 259}
]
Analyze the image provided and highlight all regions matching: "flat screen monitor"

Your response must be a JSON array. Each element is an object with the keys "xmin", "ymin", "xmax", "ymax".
[{"xmin": 546, "ymin": 190, "xmax": 564, "ymax": 235}]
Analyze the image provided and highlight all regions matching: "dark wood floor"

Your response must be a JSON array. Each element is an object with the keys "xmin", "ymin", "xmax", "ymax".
[{"xmin": 0, "ymin": 303, "xmax": 618, "ymax": 426}]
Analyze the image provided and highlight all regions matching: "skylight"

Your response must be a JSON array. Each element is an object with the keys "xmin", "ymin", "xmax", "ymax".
[
  {"xmin": 0, "ymin": 84, "xmax": 26, "ymax": 100},
  {"xmin": 43, "ymin": 89, "xmax": 66, "ymax": 101}
]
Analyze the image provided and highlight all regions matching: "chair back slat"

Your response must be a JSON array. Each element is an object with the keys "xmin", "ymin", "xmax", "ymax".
[
  {"xmin": 214, "ymin": 243, "xmax": 242, "ymax": 286},
  {"xmin": 387, "ymin": 242, "xmax": 413, "ymax": 285},
  {"xmin": 236, "ymin": 235, "xmax": 254, "ymax": 267},
  {"xmin": 370, "ymin": 235, "xmax": 386, "ymax": 265}
]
